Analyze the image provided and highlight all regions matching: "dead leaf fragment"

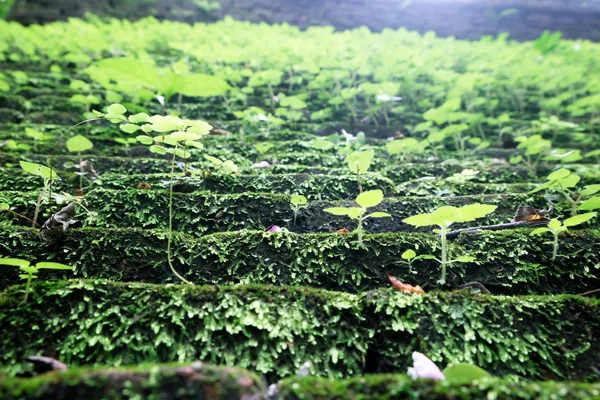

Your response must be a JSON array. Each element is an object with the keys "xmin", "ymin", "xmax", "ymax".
[{"xmin": 387, "ymin": 273, "xmax": 425, "ymax": 294}]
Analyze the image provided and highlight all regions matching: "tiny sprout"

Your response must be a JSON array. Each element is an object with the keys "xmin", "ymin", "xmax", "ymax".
[
  {"xmin": 0, "ymin": 258, "xmax": 73, "ymax": 303},
  {"xmin": 324, "ymin": 189, "xmax": 391, "ymax": 245},
  {"xmin": 530, "ymin": 212, "xmax": 597, "ymax": 261},
  {"xmin": 290, "ymin": 195, "xmax": 308, "ymax": 225}
]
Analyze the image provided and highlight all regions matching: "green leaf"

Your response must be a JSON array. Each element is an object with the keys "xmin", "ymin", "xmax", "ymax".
[
  {"xmin": 347, "ymin": 150, "xmax": 374, "ymax": 174},
  {"xmin": 186, "ymin": 141, "xmax": 204, "ymax": 149},
  {"xmin": 148, "ymin": 115, "xmax": 187, "ymax": 133},
  {"xmin": 430, "ymin": 206, "xmax": 461, "ymax": 225},
  {"xmin": 36, "ymin": 262, "xmax": 74, "ymax": 270},
  {"xmin": 578, "ymin": 197, "xmax": 600, "ymax": 211},
  {"xmin": 19, "ymin": 161, "xmax": 61, "ymax": 180},
  {"xmin": 403, "ymin": 213, "xmax": 432, "ymax": 227},
  {"xmin": 120, "ymin": 124, "xmax": 140, "ymax": 134},
  {"xmin": 94, "ymin": 58, "xmax": 162, "ymax": 90},
  {"xmin": 168, "ymin": 131, "xmax": 203, "ymax": 142},
  {"xmin": 19, "ymin": 274, "xmax": 37, "ymax": 280},
  {"xmin": 107, "ymin": 103, "xmax": 127, "ymax": 115},
  {"xmin": 548, "ymin": 218, "xmax": 562, "ymax": 230},
  {"xmin": 185, "ymin": 120, "xmax": 213, "ymax": 135},
  {"xmin": 280, "ymin": 95, "xmax": 307, "ymax": 109},
  {"xmin": 148, "ymin": 145, "xmax": 167, "ymax": 155},
  {"xmin": 0, "ymin": 258, "xmax": 30, "ymax": 267},
  {"xmin": 356, "ymin": 190, "xmax": 383, "ymax": 208},
  {"xmin": 0, "ymin": 203, "xmax": 9, "ymax": 210},
  {"xmin": 291, "ymin": 195, "xmax": 308, "ymax": 206},
  {"xmin": 580, "ymin": 185, "xmax": 600, "ymax": 197},
  {"xmin": 368, "ymin": 212, "xmax": 391, "ymax": 218},
  {"xmin": 129, "ymin": 113, "xmax": 150, "ymax": 124},
  {"xmin": 347, "ymin": 208, "xmax": 362, "ymax": 219},
  {"xmin": 324, "ymin": 207, "xmax": 351, "ymax": 216},
  {"xmin": 401, "ymin": 249, "xmax": 416, "ymax": 260},
  {"xmin": 442, "ymin": 363, "xmax": 491, "ymax": 384},
  {"xmin": 141, "ymin": 124, "xmax": 154, "ymax": 133},
  {"xmin": 528, "ymin": 180, "xmax": 554, "ymax": 194},
  {"xmin": 458, "ymin": 204, "xmax": 497, "ymax": 222},
  {"xmin": 204, "ymin": 155, "xmax": 223, "ymax": 165},
  {"xmin": 547, "ymin": 168, "xmax": 571, "ymax": 181},
  {"xmin": 136, "ymin": 135, "xmax": 154, "ymax": 145},
  {"xmin": 19, "ymin": 266, "xmax": 39, "ymax": 275},
  {"xmin": 556, "ymin": 174, "xmax": 580, "ymax": 189},
  {"xmin": 454, "ymin": 255, "xmax": 476, "ymax": 263},
  {"xmin": 563, "ymin": 212, "xmax": 597, "ymax": 228},
  {"xmin": 167, "ymin": 147, "xmax": 191, "ymax": 159},
  {"xmin": 66, "ymin": 135, "xmax": 93, "ymax": 153},
  {"xmin": 530, "ymin": 227, "xmax": 550, "ymax": 235}
]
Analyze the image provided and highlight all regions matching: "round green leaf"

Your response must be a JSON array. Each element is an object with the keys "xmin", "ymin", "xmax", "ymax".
[
  {"xmin": 136, "ymin": 135, "xmax": 154, "ymax": 145},
  {"xmin": 401, "ymin": 249, "xmax": 416, "ymax": 260},
  {"xmin": 129, "ymin": 113, "xmax": 150, "ymax": 124},
  {"xmin": 454, "ymin": 255, "xmax": 476, "ymax": 263},
  {"xmin": 107, "ymin": 103, "xmax": 127, "ymax": 115},
  {"xmin": 0, "ymin": 203, "xmax": 9, "ymax": 210},
  {"xmin": 168, "ymin": 131, "xmax": 203, "ymax": 142},
  {"xmin": 547, "ymin": 168, "xmax": 571, "ymax": 181},
  {"xmin": 580, "ymin": 185, "xmax": 600, "ymax": 197},
  {"xmin": 120, "ymin": 124, "xmax": 140, "ymax": 134},
  {"xmin": 356, "ymin": 190, "xmax": 384, "ymax": 208},
  {"xmin": 403, "ymin": 213, "xmax": 432, "ymax": 227},
  {"xmin": 148, "ymin": 145, "xmax": 167, "ymax": 155},
  {"xmin": 66, "ymin": 135, "xmax": 94, "ymax": 153},
  {"xmin": 291, "ymin": 195, "xmax": 308, "ymax": 205},
  {"xmin": 530, "ymin": 227, "xmax": 550, "ymax": 235}
]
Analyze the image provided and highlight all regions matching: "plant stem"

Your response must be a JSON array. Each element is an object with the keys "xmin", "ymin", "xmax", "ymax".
[
  {"xmin": 78, "ymin": 152, "xmax": 83, "ymax": 190},
  {"xmin": 439, "ymin": 225, "xmax": 448, "ymax": 284},
  {"xmin": 551, "ymin": 231, "xmax": 559, "ymax": 262},
  {"xmin": 167, "ymin": 148, "xmax": 193, "ymax": 285},
  {"xmin": 3, "ymin": 209, "xmax": 41, "ymax": 227}
]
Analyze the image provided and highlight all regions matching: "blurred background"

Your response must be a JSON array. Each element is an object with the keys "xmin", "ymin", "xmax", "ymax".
[{"xmin": 2, "ymin": 0, "xmax": 600, "ymax": 41}]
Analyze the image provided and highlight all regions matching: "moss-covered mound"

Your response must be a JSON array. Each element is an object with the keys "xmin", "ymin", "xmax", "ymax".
[
  {"xmin": 0, "ymin": 362, "xmax": 264, "ymax": 400},
  {"xmin": 0, "ymin": 281, "xmax": 597, "ymax": 381},
  {"xmin": 0, "ymin": 228, "xmax": 598, "ymax": 295},
  {"xmin": 277, "ymin": 375, "xmax": 600, "ymax": 400}
]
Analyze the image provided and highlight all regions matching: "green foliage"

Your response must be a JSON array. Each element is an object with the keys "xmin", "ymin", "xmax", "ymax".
[
  {"xmin": 0, "ymin": 258, "xmax": 72, "ymax": 303},
  {"xmin": 530, "ymin": 213, "xmax": 597, "ymax": 261},
  {"xmin": 325, "ymin": 190, "xmax": 391, "ymax": 244},
  {"xmin": 403, "ymin": 204, "xmax": 497, "ymax": 284},
  {"xmin": 290, "ymin": 194, "xmax": 308, "ymax": 225},
  {"xmin": 530, "ymin": 168, "xmax": 600, "ymax": 216},
  {"xmin": 442, "ymin": 363, "xmax": 491, "ymax": 384},
  {"xmin": 0, "ymin": 280, "xmax": 597, "ymax": 381}
]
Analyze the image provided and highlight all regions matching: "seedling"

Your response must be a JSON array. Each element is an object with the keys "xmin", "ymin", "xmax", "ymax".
[
  {"xmin": 324, "ymin": 189, "xmax": 391, "ymax": 245},
  {"xmin": 399, "ymin": 249, "xmax": 436, "ymax": 274},
  {"xmin": 290, "ymin": 195, "xmax": 308, "ymax": 225},
  {"xmin": 510, "ymin": 135, "xmax": 552, "ymax": 178},
  {"xmin": 19, "ymin": 161, "xmax": 61, "ymax": 227},
  {"xmin": 0, "ymin": 258, "xmax": 73, "ymax": 303},
  {"xmin": 403, "ymin": 204, "xmax": 497, "ymax": 285},
  {"xmin": 446, "ymin": 169, "xmax": 480, "ymax": 183},
  {"xmin": 254, "ymin": 142, "xmax": 274, "ymax": 162},
  {"xmin": 66, "ymin": 135, "xmax": 94, "ymax": 190},
  {"xmin": 204, "ymin": 155, "xmax": 239, "ymax": 175},
  {"xmin": 529, "ymin": 168, "xmax": 600, "ymax": 216},
  {"xmin": 95, "ymin": 104, "xmax": 212, "ymax": 285},
  {"xmin": 530, "ymin": 212, "xmax": 597, "ymax": 261},
  {"xmin": 346, "ymin": 150, "xmax": 374, "ymax": 193},
  {"xmin": 385, "ymin": 138, "xmax": 427, "ymax": 162}
]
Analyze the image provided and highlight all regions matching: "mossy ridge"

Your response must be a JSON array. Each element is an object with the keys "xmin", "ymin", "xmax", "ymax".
[
  {"xmin": 277, "ymin": 374, "xmax": 600, "ymax": 399},
  {"xmin": 0, "ymin": 227, "xmax": 598, "ymax": 294},
  {"xmin": 0, "ymin": 362, "xmax": 264, "ymax": 400},
  {"xmin": 0, "ymin": 189, "xmax": 561, "ymax": 234},
  {"xmin": 0, "ymin": 280, "xmax": 598, "ymax": 381}
]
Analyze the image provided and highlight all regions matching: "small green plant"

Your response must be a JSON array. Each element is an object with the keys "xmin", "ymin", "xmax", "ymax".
[
  {"xmin": 399, "ymin": 249, "xmax": 436, "ymax": 274},
  {"xmin": 530, "ymin": 212, "xmax": 597, "ymax": 261},
  {"xmin": 510, "ymin": 135, "xmax": 552, "ymax": 177},
  {"xmin": 446, "ymin": 169, "xmax": 480, "ymax": 183},
  {"xmin": 403, "ymin": 204, "xmax": 497, "ymax": 284},
  {"xmin": 385, "ymin": 138, "xmax": 427, "ymax": 162},
  {"xmin": 529, "ymin": 168, "xmax": 600, "ymax": 216},
  {"xmin": 290, "ymin": 195, "xmax": 308, "ymax": 225},
  {"xmin": 0, "ymin": 258, "xmax": 73, "ymax": 303},
  {"xmin": 324, "ymin": 189, "xmax": 391, "ymax": 245},
  {"xmin": 204, "ymin": 155, "xmax": 239, "ymax": 175},
  {"xmin": 66, "ymin": 135, "xmax": 94, "ymax": 190},
  {"xmin": 346, "ymin": 150, "xmax": 374, "ymax": 193},
  {"xmin": 19, "ymin": 161, "xmax": 61, "ymax": 227},
  {"xmin": 254, "ymin": 142, "xmax": 274, "ymax": 162}
]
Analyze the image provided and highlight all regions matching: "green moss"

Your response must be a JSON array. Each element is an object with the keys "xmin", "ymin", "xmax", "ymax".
[
  {"xmin": 0, "ymin": 227, "xmax": 597, "ymax": 295},
  {"xmin": 278, "ymin": 375, "xmax": 600, "ymax": 399},
  {"xmin": 0, "ymin": 362, "xmax": 264, "ymax": 399},
  {"xmin": 0, "ymin": 280, "xmax": 597, "ymax": 381},
  {"xmin": 0, "ymin": 189, "xmax": 559, "ymax": 235}
]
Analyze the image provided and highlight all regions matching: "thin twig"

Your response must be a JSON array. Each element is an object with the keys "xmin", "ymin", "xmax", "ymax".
[{"xmin": 578, "ymin": 288, "xmax": 600, "ymax": 296}]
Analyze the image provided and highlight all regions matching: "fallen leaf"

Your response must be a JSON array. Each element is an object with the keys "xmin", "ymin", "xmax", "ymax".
[{"xmin": 387, "ymin": 273, "xmax": 425, "ymax": 294}]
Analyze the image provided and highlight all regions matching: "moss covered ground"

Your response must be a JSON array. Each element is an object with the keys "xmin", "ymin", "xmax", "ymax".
[{"xmin": 0, "ymin": 15, "xmax": 599, "ymax": 399}]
